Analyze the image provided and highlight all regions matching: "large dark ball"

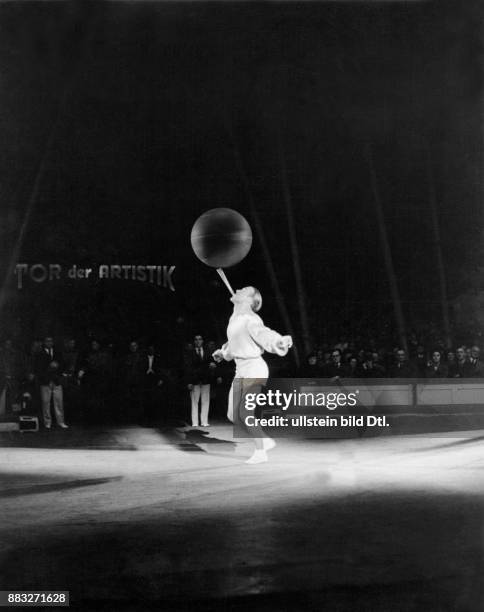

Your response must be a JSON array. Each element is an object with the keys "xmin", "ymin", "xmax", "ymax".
[{"xmin": 190, "ymin": 208, "xmax": 252, "ymax": 268}]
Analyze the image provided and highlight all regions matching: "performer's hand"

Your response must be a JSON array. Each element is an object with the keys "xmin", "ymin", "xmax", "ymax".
[
  {"xmin": 276, "ymin": 335, "xmax": 293, "ymax": 351},
  {"xmin": 187, "ymin": 384, "xmax": 194, "ymax": 391},
  {"xmin": 212, "ymin": 349, "xmax": 224, "ymax": 363}
]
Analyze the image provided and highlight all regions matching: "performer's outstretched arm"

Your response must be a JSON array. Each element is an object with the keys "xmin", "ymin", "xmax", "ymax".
[{"xmin": 247, "ymin": 316, "xmax": 292, "ymax": 356}]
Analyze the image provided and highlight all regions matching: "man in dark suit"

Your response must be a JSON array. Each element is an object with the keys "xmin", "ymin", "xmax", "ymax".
[
  {"xmin": 324, "ymin": 348, "xmax": 349, "ymax": 381},
  {"xmin": 361, "ymin": 352, "xmax": 386, "ymax": 378},
  {"xmin": 120, "ymin": 340, "xmax": 145, "ymax": 423},
  {"xmin": 449, "ymin": 346, "xmax": 469, "ymax": 378},
  {"xmin": 141, "ymin": 344, "xmax": 166, "ymax": 425},
  {"xmin": 389, "ymin": 349, "xmax": 416, "ymax": 378},
  {"xmin": 0, "ymin": 339, "xmax": 25, "ymax": 415},
  {"xmin": 465, "ymin": 345, "xmax": 484, "ymax": 377},
  {"xmin": 33, "ymin": 336, "xmax": 68, "ymax": 429},
  {"xmin": 184, "ymin": 334, "xmax": 212, "ymax": 427},
  {"xmin": 412, "ymin": 345, "xmax": 428, "ymax": 378}
]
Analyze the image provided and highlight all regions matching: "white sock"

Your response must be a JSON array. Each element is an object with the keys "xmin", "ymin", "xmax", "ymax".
[
  {"xmin": 245, "ymin": 449, "xmax": 268, "ymax": 464},
  {"xmin": 263, "ymin": 438, "xmax": 276, "ymax": 451}
]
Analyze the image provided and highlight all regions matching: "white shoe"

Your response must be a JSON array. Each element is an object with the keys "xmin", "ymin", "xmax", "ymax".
[
  {"xmin": 263, "ymin": 438, "xmax": 276, "ymax": 451},
  {"xmin": 45, "ymin": 424, "xmax": 51, "ymax": 429},
  {"xmin": 201, "ymin": 423, "xmax": 210, "ymax": 427},
  {"xmin": 59, "ymin": 423, "xmax": 69, "ymax": 429},
  {"xmin": 245, "ymin": 450, "xmax": 268, "ymax": 465}
]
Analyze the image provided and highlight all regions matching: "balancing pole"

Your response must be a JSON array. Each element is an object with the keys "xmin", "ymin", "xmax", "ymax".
[{"xmin": 216, "ymin": 268, "xmax": 235, "ymax": 295}]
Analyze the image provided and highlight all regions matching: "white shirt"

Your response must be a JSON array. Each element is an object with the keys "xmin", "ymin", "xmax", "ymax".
[{"xmin": 220, "ymin": 311, "xmax": 287, "ymax": 360}]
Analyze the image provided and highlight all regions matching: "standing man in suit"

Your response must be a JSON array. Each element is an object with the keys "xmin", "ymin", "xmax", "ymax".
[
  {"xmin": 185, "ymin": 334, "xmax": 212, "ymax": 427},
  {"xmin": 0, "ymin": 339, "xmax": 24, "ymax": 416},
  {"xmin": 120, "ymin": 340, "xmax": 145, "ymax": 423},
  {"xmin": 141, "ymin": 344, "xmax": 165, "ymax": 425},
  {"xmin": 34, "ymin": 336, "xmax": 68, "ymax": 430}
]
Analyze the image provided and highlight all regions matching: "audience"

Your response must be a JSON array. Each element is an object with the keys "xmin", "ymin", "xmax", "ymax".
[{"xmin": 1, "ymin": 317, "xmax": 484, "ymax": 428}]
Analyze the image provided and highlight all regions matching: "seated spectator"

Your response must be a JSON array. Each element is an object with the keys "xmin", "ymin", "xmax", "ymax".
[
  {"xmin": 361, "ymin": 352, "xmax": 386, "ymax": 378},
  {"xmin": 389, "ymin": 349, "xmax": 416, "ymax": 378},
  {"xmin": 425, "ymin": 350, "xmax": 448, "ymax": 378},
  {"xmin": 299, "ymin": 353, "xmax": 323, "ymax": 378},
  {"xmin": 346, "ymin": 357, "xmax": 362, "ymax": 378},
  {"xmin": 466, "ymin": 345, "xmax": 484, "ymax": 377},
  {"xmin": 324, "ymin": 348, "xmax": 348, "ymax": 381},
  {"xmin": 449, "ymin": 346, "xmax": 468, "ymax": 378},
  {"xmin": 315, "ymin": 348, "xmax": 325, "ymax": 369},
  {"xmin": 446, "ymin": 349, "xmax": 456, "ymax": 367},
  {"xmin": 408, "ymin": 331, "xmax": 420, "ymax": 357},
  {"xmin": 412, "ymin": 345, "xmax": 427, "ymax": 378}
]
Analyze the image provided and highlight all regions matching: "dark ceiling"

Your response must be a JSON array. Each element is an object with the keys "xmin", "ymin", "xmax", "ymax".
[{"xmin": 0, "ymin": 1, "xmax": 481, "ymax": 346}]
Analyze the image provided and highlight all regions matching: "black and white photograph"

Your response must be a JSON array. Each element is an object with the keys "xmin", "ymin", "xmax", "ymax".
[{"xmin": 0, "ymin": 1, "xmax": 483, "ymax": 610}]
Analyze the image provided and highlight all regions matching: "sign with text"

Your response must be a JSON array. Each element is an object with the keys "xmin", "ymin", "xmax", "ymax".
[{"xmin": 14, "ymin": 263, "xmax": 176, "ymax": 291}]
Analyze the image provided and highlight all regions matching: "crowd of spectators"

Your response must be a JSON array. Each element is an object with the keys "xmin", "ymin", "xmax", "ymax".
[
  {"xmin": 0, "ymin": 336, "xmax": 184, "ymax": 427},
  {"xmin": 0, "ymin": 328, "xmax": 483, "ymax": 428},
  {"xmin": 298, "ymin": 344, "xmax": 484, "ymax": 380}
]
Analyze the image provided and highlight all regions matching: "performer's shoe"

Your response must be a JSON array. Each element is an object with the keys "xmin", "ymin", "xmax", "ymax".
[
  {"xmin": 245, "ymin": 450, "xmax": 268, "ymax": 464},
  {"xmin": 45, "ymin": 424, "xmax": 51, "ymax": 429},
  {"xmin": 263, "ymin": 437, "xmax": 276, "ymax": 452},
  {"xmin": 59, "ymin": 423, "xmax": 69, "ymax": 429},
  {"xmin": 201, "ymin": 423, "xmax": 210, "ymax": 427}
]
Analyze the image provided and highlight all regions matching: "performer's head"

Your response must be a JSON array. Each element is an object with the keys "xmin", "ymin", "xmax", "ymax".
[{"xmin": 231, "ymin": 286, "xmax": 262, "ymax": 312}]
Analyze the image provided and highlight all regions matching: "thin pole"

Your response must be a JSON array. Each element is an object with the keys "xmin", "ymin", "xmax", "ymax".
[
  {"xmin": 366, "ymin": 144, "xmax": 408, "ymax": 354},
  {"xmin": 216, "ymin": 268, "xmax": 235, "ymax": 295},
  {"xmin": 0, "ymin": 90, "xmax": 69, "ymax": 314},
  {"xmin": 425, "ymin": 146, "xmax": 452, "ymax": 349},
  {"xmin": 277, "ymin": 130, "xmax": 312, "ymax": 357}
]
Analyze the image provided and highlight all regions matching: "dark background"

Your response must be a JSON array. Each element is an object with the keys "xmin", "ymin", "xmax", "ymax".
[{"xmin": 0, "ymin": 1, "xmax": 481, "ymax": 359}]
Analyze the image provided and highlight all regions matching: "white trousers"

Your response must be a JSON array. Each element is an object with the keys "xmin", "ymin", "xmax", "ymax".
[
  {"xmin": 227, "ymin": 356, "xmax": 269, "ymax": 423},
  {"xmin": 190, "ymin": 384, "xmax": 210, "ymax": 426},
  {"xmin": 40, "ymin": 385, "xmax": 66, "ymax": 427}
]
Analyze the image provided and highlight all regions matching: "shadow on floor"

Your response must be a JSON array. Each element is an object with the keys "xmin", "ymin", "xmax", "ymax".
[{"xmin": 1, "ymin": 490, "xmax": 482, "ymax": 611}]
